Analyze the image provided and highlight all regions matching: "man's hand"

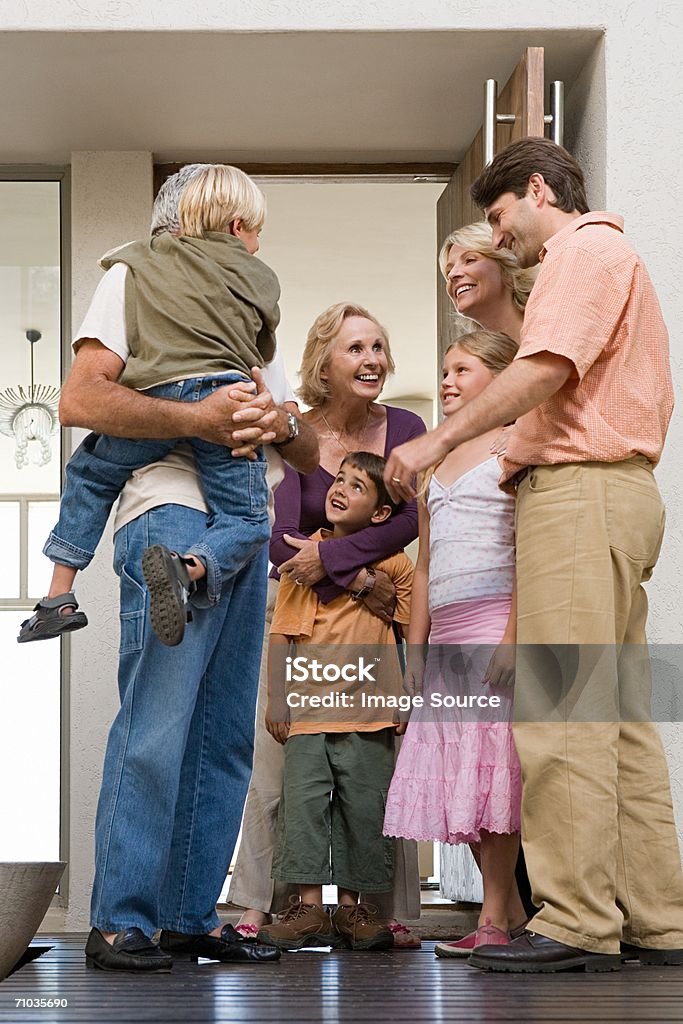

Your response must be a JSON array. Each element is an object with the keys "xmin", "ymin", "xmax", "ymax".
[
  {"xmin": 384, "ymin": 430, "xmax": 450, "ymax": 503},
  {"xmin": 385, "ymin": 351, "xmax": 575, "ymax": 502},
  {"xmin": 278, "ymin": 535, "xmax": 325, "ymax": 587},
  {"xmin": 228, "ymin": 366, "xmax": 279, "ymax": 456}
]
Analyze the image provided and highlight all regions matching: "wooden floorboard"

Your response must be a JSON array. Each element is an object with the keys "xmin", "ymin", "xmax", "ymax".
[{"xmin": 0, "ymin": 935, "xmax": 681, "ymax": 1023}]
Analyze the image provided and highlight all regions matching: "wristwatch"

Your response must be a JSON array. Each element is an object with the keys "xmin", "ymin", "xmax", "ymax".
[
  {"xmin": 351, "ymin": 566, "xmax": 377, "ymax": 602},
  {"xmin": 275, "ymin": 411, "xmax": 300, "ymax": 448}
]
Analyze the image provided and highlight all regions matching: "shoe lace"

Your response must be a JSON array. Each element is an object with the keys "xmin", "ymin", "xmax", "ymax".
[
  {"xmin": 277, "ymin": 896, "xmax": 311, "ymax": 924},
  {"xmin": 344, "ymin": 902, "xmax": 378, "ymax": 940}
]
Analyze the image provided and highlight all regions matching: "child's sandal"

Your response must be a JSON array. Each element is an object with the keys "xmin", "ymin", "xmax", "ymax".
[
  {"xmin": 17, "ymin": 592, "xmax": 88, "ymax": 643},
  {"xmin": 388, "ymin": 921, "xmax": 422, "ymax": 949}
]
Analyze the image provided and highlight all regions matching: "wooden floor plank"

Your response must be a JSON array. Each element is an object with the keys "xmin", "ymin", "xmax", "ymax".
[{"xmin": 0, "ymin": 936, "xmax": 681, "ymax": 1022}]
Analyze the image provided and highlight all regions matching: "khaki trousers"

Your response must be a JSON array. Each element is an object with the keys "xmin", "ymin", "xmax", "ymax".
[
  {"xmin": 228, "ymin": 579, "xmax": 421, "ymax": 919},
  {"xmin": 514, "ymin": 459, "xmax": 683, "ymax": 954}
]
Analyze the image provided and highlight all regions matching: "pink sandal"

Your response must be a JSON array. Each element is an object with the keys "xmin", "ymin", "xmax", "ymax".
[
  {"xmin": 234, "ymin": 923, "xmax": 260, "ymax": 942},
  {"xmin": 388, "ymin": 921, "xmax": 422, "ymax": 949},
  {"xmin": 434, "ymin": 917, "xmax": 508, "ymax": 958}
]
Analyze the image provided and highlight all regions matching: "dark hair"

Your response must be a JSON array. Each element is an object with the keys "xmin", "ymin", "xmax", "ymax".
[
  {"xmin": 340, "ymin": 451, "xmax": 402, "ymax": 515},
  {"xmin": 471, "ymin": 137, "xmax": 589, "ymax": 215}
]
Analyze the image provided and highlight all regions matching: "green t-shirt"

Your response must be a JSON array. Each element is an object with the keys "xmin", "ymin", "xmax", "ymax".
[{"xmin": 101, "ymin": 231, "xmax": 280, "ymax": 390}]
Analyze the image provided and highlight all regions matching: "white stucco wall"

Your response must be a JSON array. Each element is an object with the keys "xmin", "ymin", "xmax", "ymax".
[
  {"xmin": 21, "ymin": 1, "xmax": 681, "ymax": 926},
  {"xmin": 55, "ymin": 152, "xmax": 152, "ymax": 929}
]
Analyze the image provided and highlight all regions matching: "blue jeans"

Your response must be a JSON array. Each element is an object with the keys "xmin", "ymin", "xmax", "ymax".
[
  {"xmin": 90, "ymin": 503, "xmax": 267, "ymax": 934},
  {"xmin": 44, "ymin": 373, "xmax": 271, "ymax": 604}
]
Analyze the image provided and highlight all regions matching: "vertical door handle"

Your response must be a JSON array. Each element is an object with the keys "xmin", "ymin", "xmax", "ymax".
[{"xmin": 484, "ymin": 78, "xmax": 565, "ymax": 166}]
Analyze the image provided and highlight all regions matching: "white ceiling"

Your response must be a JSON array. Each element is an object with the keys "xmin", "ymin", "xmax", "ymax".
[{"xmin": 0, "ymin": 29, "xmax": 600, "ymax": 164}]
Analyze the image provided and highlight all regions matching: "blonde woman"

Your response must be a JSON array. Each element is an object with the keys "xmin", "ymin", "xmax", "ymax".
[
  {"xmin": 229, "ymin": 302, "xmax": 425, "ymax": 947},
  {"xmin": 439, "ymin": 220, "xmax": 535, "ymax": 344}
]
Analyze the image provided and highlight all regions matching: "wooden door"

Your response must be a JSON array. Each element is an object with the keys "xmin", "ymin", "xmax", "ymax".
[{"xmin": 436, "ymin": 48, "xmax": 545, "ymax": 367}]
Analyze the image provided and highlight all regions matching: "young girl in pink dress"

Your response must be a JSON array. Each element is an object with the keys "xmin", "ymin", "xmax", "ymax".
[{"xmin": 383, "ymin": 328, "xmax": 527, "ymax": 956}]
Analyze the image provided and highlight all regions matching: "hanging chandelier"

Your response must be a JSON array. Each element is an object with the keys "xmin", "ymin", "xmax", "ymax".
[{"xmin": 0, "ymin": 330, "xmax": 60, "ymax": 468}]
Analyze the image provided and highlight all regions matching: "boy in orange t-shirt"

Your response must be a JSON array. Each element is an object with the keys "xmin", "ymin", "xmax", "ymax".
[{"xmin": 260, "ymin": 451, "xmax": 413, "ymax": 952}]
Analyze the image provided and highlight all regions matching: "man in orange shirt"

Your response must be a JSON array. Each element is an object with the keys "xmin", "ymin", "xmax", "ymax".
[{"xmin": 385, "ymin": 138, "xmax": 683, "ymax": 972}]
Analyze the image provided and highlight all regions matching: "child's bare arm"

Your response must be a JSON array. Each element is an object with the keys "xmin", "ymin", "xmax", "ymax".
[
  {"xmin": 266, "ymin": 633, "xmax": 292, "ymax": 744},
  {"xmin": 484, "ymin": 582, "xmax": 517, "ymax": 687},
  {"xmin": 404, "ymin": 499, "xmax": 431, "ymax": 696}
]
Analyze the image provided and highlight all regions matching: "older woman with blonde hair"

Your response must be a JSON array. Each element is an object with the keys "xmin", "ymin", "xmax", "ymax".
[{"xmin": 228, "ymin": 301, "xmax": 425, "ymax": 946}]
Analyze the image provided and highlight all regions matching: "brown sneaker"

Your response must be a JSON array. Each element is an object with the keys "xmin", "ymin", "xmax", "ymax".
[
  {"xmin": 258, "ymin": 897, "xmax": 340, "ymax": 950},
  {"xmin": 332, "ymin": 903, "xmax": 393, "ymax": 951}
]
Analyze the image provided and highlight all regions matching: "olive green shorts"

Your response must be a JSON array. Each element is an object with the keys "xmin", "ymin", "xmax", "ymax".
[{"xmin": 272, "ymin": 729, "xmax": 395, "ymax": 892}]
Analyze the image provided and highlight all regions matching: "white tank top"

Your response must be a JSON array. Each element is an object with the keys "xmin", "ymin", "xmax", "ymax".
[{"xmin": 427, "ymin": 457, "xmax": 515, "ymax": 613}]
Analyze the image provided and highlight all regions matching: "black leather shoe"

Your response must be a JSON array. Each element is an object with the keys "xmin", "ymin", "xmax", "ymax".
[
  {"xmin": 621, "ymin": 941, "xmax": 683, "ymax": 965},
  {"xmin": 85, "ymin": 927, "xmax": 173, "ymax": 972},
  {"xmin": 469, "ymin": 931, "xmax": 622, "ymax": 973},
  {"xmin": 159, "ymin": 924, "xmax": 281, "ymax": 963}
]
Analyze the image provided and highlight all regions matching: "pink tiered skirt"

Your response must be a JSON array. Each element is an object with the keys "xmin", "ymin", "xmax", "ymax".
[{"xmin": 383, "ymin": 596, "xmax": 522, "ymax": 845}]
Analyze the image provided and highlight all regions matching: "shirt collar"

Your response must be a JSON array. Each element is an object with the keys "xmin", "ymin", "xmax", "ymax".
[{"xmin": 539, "ymin": 211, "xmax": 625, "ymax": 263}]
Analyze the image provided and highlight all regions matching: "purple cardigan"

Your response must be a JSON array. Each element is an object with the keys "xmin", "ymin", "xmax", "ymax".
[{"xmin": 270, "ymin": 405, "xmax": 426, "ymax": 603}]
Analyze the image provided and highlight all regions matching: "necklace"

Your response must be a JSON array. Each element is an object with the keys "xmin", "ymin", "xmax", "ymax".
[{"xmin": 319, "ymin": 408, "xmax": 370, "ymax": 454}]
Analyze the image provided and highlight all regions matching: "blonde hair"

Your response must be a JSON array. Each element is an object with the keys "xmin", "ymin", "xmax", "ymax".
[
  {"xmin": 419, "ymin": 329, "xmax": 518, "ymax": 501},
  {"xmin": 298, "ymin": 302, "xmax": 395, "ymax": 408},
  {"xmin": 438, "ymin": 221, "xmax": 536, "ymax": 313},
  {"xmin": 178, "ymin": 164, "xmax": 266, "ymax": 238}
]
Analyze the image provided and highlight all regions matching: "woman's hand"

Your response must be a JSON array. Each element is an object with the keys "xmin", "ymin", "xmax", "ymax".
[
  {"xmin": 360, "ymin": 569, "xmax": 396, "ymax": 622},
  {"xmin": 483, "ymin": 640, "xmax": 516, "ymax": 687},
  {"xmin": 403, "ymin": 645, "xmax": 426, "ymax": 697},
  {"xmin": 278, "ymin": 535, "xmax": 325, "ymax": 587}
]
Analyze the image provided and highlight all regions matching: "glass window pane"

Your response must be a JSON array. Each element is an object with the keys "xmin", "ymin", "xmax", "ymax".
[
  {"xmin": 0, "ymin": 180, "xmax": 62, "ymax": 866},
  {"xmin": 0, "ymin": 182, "xmax": 61, "ymax": 496},
  {"xmin": 0, "ymin": 610, "xmax": 60, "ymax": 860},
  {"xmin": 0, "ymin": 502, "xmax": 20, "ymax": 598},
  {"xmin": 28, "ymin": 500, "xmax": 60, "ymax": 598}
]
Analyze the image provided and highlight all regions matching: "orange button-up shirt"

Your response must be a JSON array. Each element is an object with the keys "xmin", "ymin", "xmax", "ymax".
[{"xmin": 500, "ymin": 212, "xmax": 673, "ymax": 485}]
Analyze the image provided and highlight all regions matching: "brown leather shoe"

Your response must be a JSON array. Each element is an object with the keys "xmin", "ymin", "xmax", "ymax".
[
  {"xmin": 332, "ymin": 903, "xmax": 393, "ymax": 951},
  {"xmin": 469, "ymin": 931, "xmax": 621, "ymax": 973},
  {"xmin": 258, "ymin": 898, "xmax": 341, "ymax": 950}
]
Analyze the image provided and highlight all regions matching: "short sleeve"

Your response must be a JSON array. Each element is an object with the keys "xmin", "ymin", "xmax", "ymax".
[
  {"xmin": 518, "ymin": 245, "xmax": 632, "ymax": 381},
  {"xmin": 74, "ymin": 263, "xmax": 130, "ymax": 363},
  {"xmin": 263, "ymin": 347, "xmax": 297, "ymax": 406},
  {"xmin": 270, "ymin": 574, "xmax": 317, "ymax": 638}
]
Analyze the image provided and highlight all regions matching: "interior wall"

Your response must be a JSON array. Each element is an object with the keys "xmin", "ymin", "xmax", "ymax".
[{"xmin": 257, "ymin": 181, "xmax": 442, "ymax": 415}]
